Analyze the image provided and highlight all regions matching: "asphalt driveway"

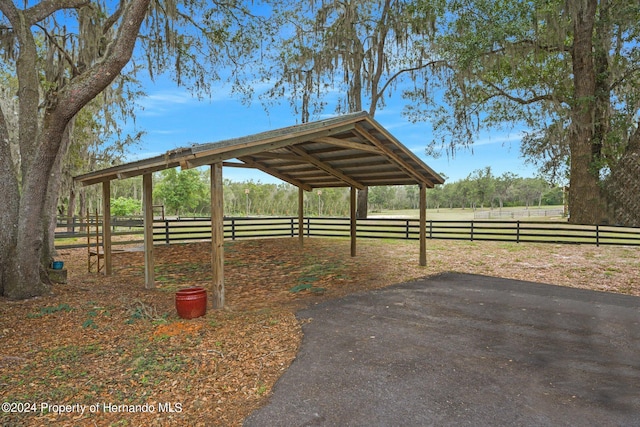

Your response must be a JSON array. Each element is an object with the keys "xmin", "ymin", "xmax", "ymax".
[{"xmin": 244, "ymin": 272, "xmax": 640, "ymax": 426}]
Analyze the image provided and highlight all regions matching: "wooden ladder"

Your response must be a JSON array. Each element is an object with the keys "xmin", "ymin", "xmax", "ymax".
[{"xmin": 87, "ymin": 209, "xmax": 104, "ymax": 273}]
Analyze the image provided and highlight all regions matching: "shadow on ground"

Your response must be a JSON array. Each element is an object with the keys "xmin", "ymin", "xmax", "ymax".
[{"xmin": 245, "ymin": 272, "xmax": 640, "ymax": 426}]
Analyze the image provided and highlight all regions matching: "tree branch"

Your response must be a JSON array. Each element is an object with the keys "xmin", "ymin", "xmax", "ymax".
[
  {"xmin": 609, "ymin": 65, "xmax": 640, "ymax": 92},
  {"xmin": 35, "ymin": 23, "xmax": 81, "ymax": 76},
  {"xmin": 24, "ymin": 0, "xmax": 89, "ymax": 25},
  {"xmin": 482, "ymin": 80, "xmax": 555, "ymax": 105},
  {"xmin": 0, "ymin": 1, "xmax": 20, "ymax": 27},
  {"xmin": 377, "ymin": 59, "xmax": 450, "ymax": 100},
  {"xmin": 487, "ymin": 38, "xmax": 570, "ymax": 56},
  {"xmin": 102, "ymin": 1, "xmax": 124, "ymax": 34},
  {"xmin": 56, "ymin": 0, "xmax": 151, "ymax": 121}
]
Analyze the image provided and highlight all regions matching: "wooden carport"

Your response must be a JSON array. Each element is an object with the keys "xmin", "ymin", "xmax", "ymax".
[{"xmin": 74, "ymin": 111, "xmax": 444, "ymax": 309}]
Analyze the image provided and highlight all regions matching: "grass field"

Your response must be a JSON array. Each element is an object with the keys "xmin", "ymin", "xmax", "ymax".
[{"xmin": 371, "ymin": 205, "xmax": 566, "ymax": 221}]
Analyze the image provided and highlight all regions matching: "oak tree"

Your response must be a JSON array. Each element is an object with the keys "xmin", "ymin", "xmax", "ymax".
[
  {"xmin": 259, "ymin": 0, "xmax": 441, "ymax": 218},
  {"xmin": 407, "ymin": 0, "xmax": 640, "ymax": 225},
  {"xmin": 0, "ymin": 0, "xmax": 264, "ymax": 299}
]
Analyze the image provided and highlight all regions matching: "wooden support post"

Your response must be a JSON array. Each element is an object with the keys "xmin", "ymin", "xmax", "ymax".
[
  {"xmin": 102, "ymin": 181, "xmax": 112, "ymax": 275},
  {"xmin": 350, "ymin": 186, "xmax": 357, "ymax": 257},
  {"xmin": 211, "ymin": 163, "xmax": 225, "ymax": 309},
  {"xmin": 143, "ymin": 173, "xmax": 155, "ymax": 288},
  {"xmin": 298, "ymin": 187, "xmax": 304, "ymax": 248},
  {"xmin": 419, "ymin": 183, "xmax": 427, "ymax": 266}
]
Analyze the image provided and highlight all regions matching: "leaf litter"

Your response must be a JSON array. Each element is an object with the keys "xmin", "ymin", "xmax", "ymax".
[{"xmin": 1, "ymin": 237, "xmax": 638, "ymax": 426}]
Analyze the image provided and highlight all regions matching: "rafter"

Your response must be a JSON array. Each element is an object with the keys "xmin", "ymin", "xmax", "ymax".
[
  {"xmin": 311, "ymin": 136, "xmax": 381, "ymax": 154},
  {"xmin": 286, "ymin": 145, "xmax": 365, "ymax": 190},
  {"xmin": 75, "ymin": 112, "xmax": 444, "ymax": 190},
  {"xmin": 250, "ymin": 151, "xmax": 306, "ymax": 162},
  {"xmin": 353, "ymin": 123, "xmax": 432, "ymax": 187},
  {"xmin": 238, "ymin": 156, "xmax": 312, "ymax": 191},
  {"xmin": 183, "ymin": 123, "xmax": 357, "ymax": 169}
]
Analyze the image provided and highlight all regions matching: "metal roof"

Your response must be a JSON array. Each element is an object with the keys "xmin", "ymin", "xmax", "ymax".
[{"xmin": 74, "ymin": 111, "xmax": 445, "ymax": 190}]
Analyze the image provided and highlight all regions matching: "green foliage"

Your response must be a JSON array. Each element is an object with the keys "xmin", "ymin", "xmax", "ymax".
[
  {"xmin": 289, "ymin": 282, "xmax": 326, "ymax": 295},
  {"xmin": 125, "ymin": 300, "xmax": 167, "ymax": 325},
  {"xmin": 27, "ymin": 304, "xmax": 74, "ymax": 319},
  {"xmin": 155, "ymin": 169, "xmax": 209, "ymax": 216},
  {"xmin": 408, "ymin": 0, "xmax": 640, "ymax": 203},
  {"xmin": 111, "ymin": 197, "xmax": 141, "ymax": 216},
  {"xmin": 259, "ymin": 0, "xmax": 437, "ymax": 119},
  {"xmin": 117, "ymin": 171, "xmax": 563, "ymax": 218}
]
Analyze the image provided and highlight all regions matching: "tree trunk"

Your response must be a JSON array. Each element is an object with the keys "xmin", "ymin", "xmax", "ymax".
[
  {"xmin": 79, "ymin": 189, "xmax": 87, "ymax": 233},
  {"xmin": 0, "ymin": 0, "xmax": 151, "ymax": 299},
  {"xmin": 45, "ymin": 123, "xmax": 74, "ymax": 259},
  {"xmin": 356, "ymin": 187, "xmax": 368, "ymax": 219},
  {"xmin": 67, "ymin": 186, "xmax": 77, "ymax": 234},
  {"xmin": 567, "ymin": 0, "xmax": 611, "ymax": 225},
  {"xmin": 0, "ymin": 106, "xmax": 20, "ymax": 297},
  {"xmin": 4, "ymin": 108, "xmax": 73, "ymax": 298}
]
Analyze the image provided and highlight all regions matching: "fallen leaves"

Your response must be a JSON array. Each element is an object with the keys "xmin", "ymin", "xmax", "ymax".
[
  {"xmin": 0, "ymin": 237, "xmax": 638, "ymax": 426},
  {"xmin": 153, "ymin": 322, "xmax": 203, "ymax": 339}
]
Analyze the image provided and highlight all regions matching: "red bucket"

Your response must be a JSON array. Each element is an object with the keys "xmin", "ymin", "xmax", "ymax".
[{"xmin": 175, "ymin": 287, "xmax": 207, "ymax": 319}]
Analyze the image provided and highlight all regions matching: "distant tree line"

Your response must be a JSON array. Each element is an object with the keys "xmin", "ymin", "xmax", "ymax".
[{"xmin": 99, "ymin": 166, "xmax": 563, "ymax": 218}]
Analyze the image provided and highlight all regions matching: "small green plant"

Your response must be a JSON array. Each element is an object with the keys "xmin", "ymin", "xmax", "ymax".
[
  {"xmin": 289, "ymin": 282, "xmax": 326, "ymax": 294},
  {"xmin": 256, "ymin": 383, "xmax": 268, "ymax": 395},
  {"xmin": 27, "ymin": 303, "xmax": 73, "ymax": 318},
  {"xmin": 82, "ymin": 318, "xmax": 98, "ymax": 329},
  {"xmin": 125, "ymin": 300, "xmax": 167, "ymax": 324}
]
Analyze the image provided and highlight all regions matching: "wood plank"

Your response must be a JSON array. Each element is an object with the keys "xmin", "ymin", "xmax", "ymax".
[
  {"xmin": 238, "ymin": 156, "xmax": 313, "ymax": 191},
  {"xmin": 247, "ymin": 152, "xmax": 304, "ymax": 162},
  {"xmin": 362, "ymin": 118, "xmax": 444, "ymax": 185},
  {"xmin": 354, "ymin": 123, "xmax": 432, "ymax": 187},
  {"xmin": 185, "ymin": 125, "xmax": 357, "ymax": 168},
  {"xmin": 312, "ymin": 136, "xmax": 382, "ymax": 154},
  {"xmin": 287, "ymin": 145, "xmax": 365, "ymax": 190}
]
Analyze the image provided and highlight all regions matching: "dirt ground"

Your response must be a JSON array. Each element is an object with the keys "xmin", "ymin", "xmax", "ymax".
[{"xmin": 1, "ymin": 237, "xmax": 639, "ymax": 426}]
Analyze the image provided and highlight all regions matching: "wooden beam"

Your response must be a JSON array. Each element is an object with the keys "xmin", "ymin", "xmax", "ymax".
[
  {"xmin": 298, "ymin": 187, "xmax": 304, "ymax": 248},
  {"xmin": 350, "ymin": 186, "xmax": 357, "ymax": 257},
  {"xmin": 79, "ymin": 177, "xmax": 113, "ymax": 187},
  {"xmin": 354, "ymin": 123, "xmax": 432, "ymax": 187},
  {"xmin": 101, "ymin": 181, "xmax": 112, "ymax": 276},
  {"xmin": 222, "ymin": 161, "xmax": 256, "ymax": 168},
  {"xmin": 312, "ymin": 136, "xmax": 382, "ymax": 154},
  {"xmin": 116, "ymin": 161, "xmax": 182, "ymax": 180},
  {"xmin": 238, "ymin": 156, "xmax": 313, "ymax": 191},
  {"xmin": 363, "ymin": 119, "xmax": 444, "ymax": 185},
  {"xmin": 287, "ymin": 145, "xmax": 365, "ymax": 190},
  {"xmin": 143, "ymin": 173, "xmax": 155, "ymax": 288},
  {"xmin": 185, "ymin": 125, "xmax": 357, "ymax": 168},
  {"xmin": 419, "ymin": 184, "xmax": 427, "ymax": 266},
  {"xmin": 211, "ymin": 163, "xmax": 225, "ymax": 309},
  {"xmin": 248, "ymin": 152, "xmax": 304, "ymax": 162}
]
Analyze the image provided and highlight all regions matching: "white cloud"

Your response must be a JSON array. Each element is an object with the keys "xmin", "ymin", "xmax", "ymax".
[{"xmin": 136, "ymin": 90, "xmax": 196, "ymax": 116}]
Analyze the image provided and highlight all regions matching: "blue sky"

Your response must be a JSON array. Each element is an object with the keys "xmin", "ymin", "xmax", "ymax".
[{"xmin": 124, "ymin": 74, "xmax": 539, "ymax": 185}]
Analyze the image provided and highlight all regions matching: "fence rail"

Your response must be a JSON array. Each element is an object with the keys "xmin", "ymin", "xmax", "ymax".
[
  {"xmin": 473, "ymin": 208, "xmax": 565, "ymax": 219},
  {"xmin": 54, "ymin": 216, "xmax": 640, "ymax": 249}
]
